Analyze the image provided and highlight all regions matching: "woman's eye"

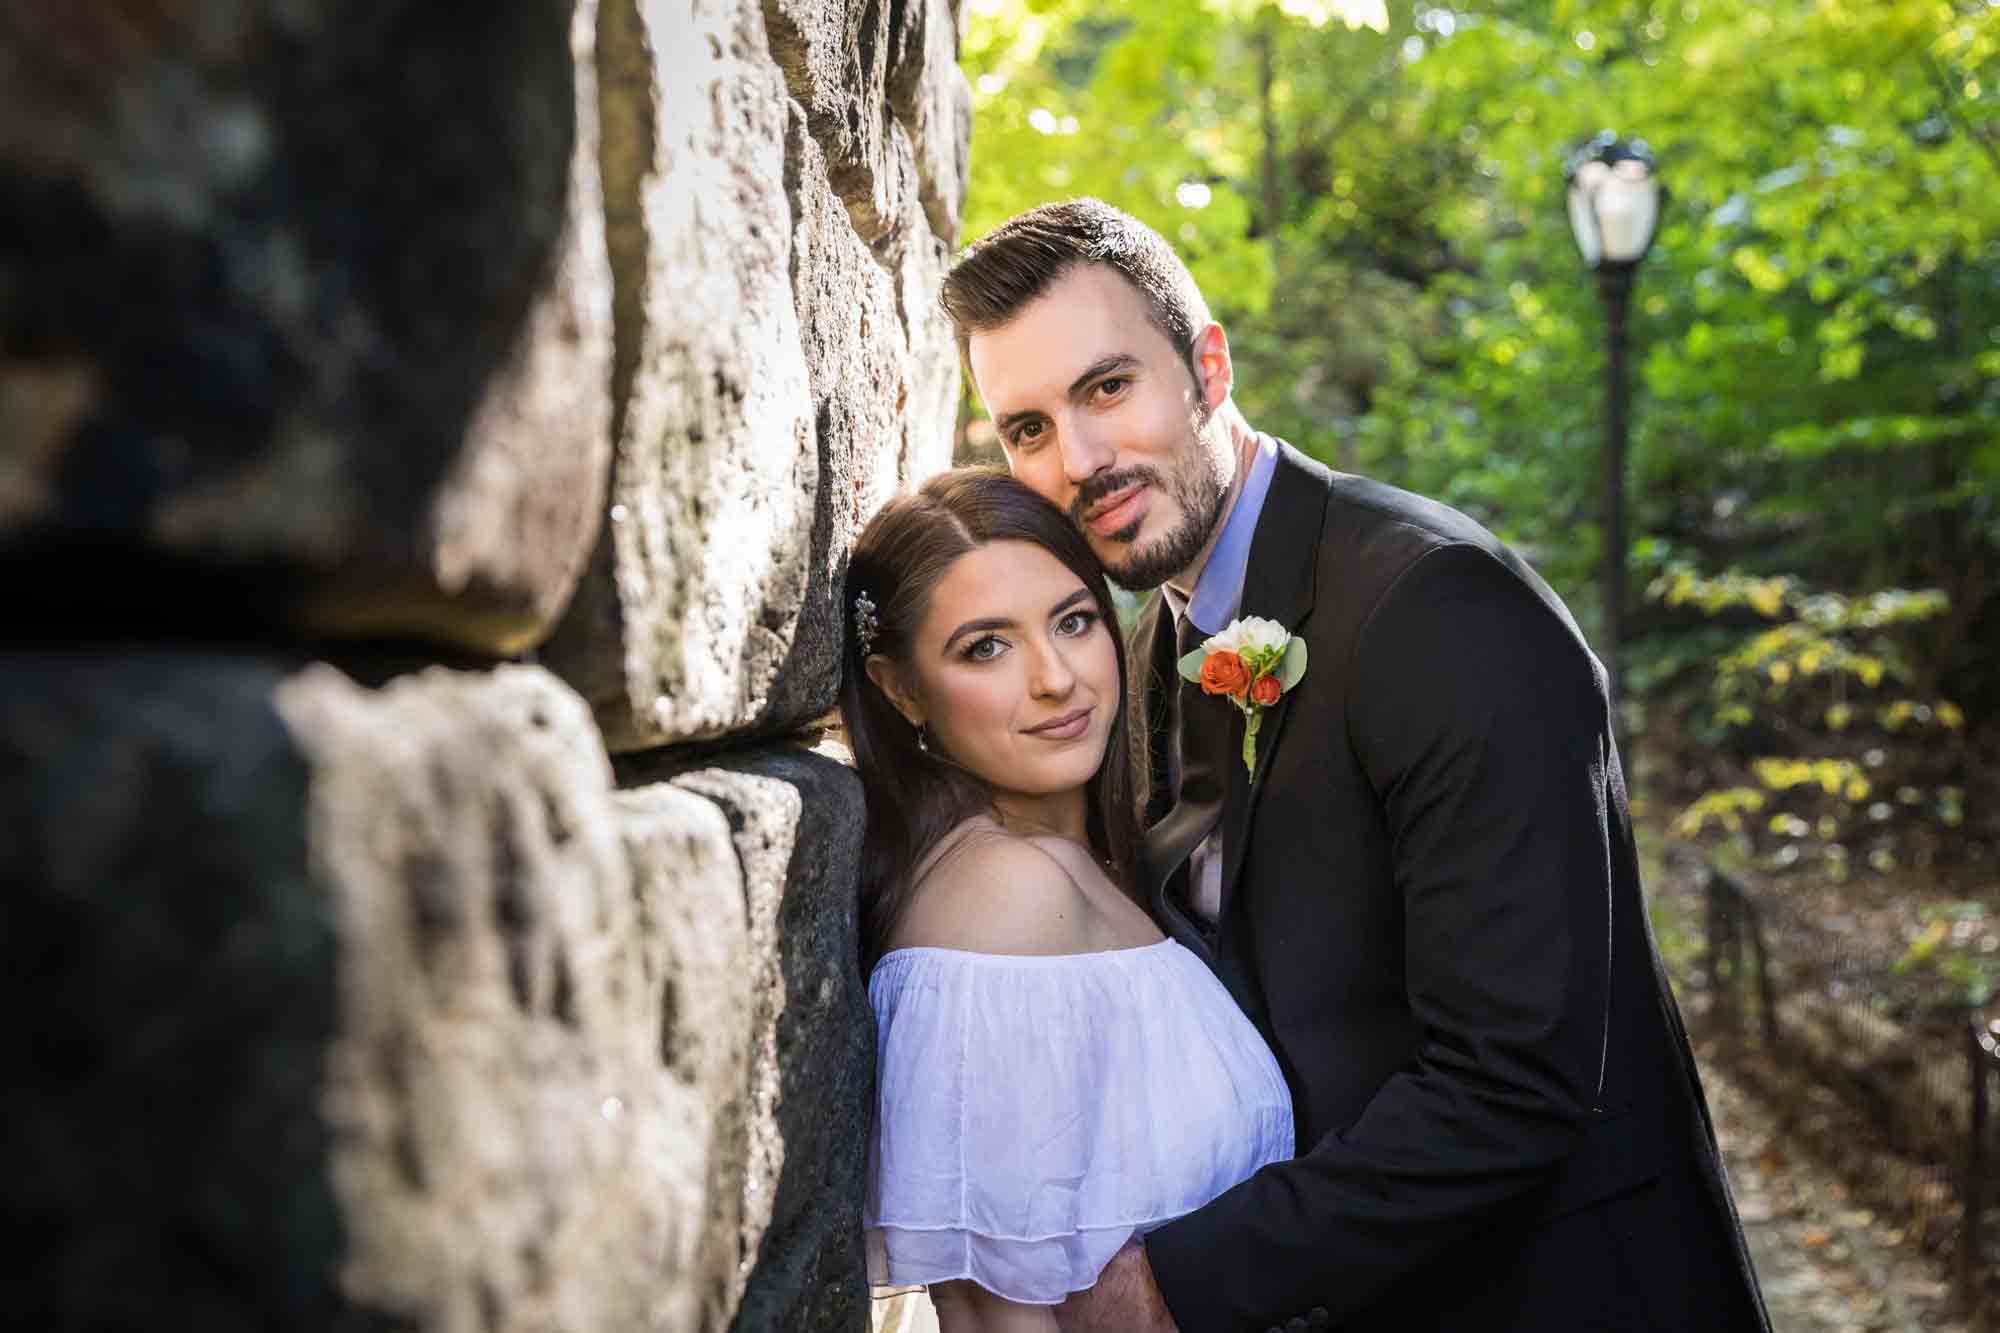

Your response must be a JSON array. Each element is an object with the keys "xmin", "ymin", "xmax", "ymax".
[
  {"xmin": 963, "ymin": 635, "xmax": 1005, "ymax": 662},
  {"xmin": 1055, "ymin": 610, "xmax": 1098, "ymax": 637}
]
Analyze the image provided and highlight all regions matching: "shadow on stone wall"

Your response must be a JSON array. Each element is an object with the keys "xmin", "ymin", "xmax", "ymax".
[{"xmin": 0, "ymin": 0, "xmax": 966, "ymax": 1327}]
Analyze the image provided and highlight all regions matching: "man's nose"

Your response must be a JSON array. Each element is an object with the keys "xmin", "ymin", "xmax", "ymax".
[{"xmin": 1058, "ymin": 414, "xmax": 1117, "ymax": 486}]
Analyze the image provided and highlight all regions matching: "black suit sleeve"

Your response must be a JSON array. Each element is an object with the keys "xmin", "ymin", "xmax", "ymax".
[{"xmin": 1147, "ymin": 545, "xmax": 1618, "ymax": 1330}]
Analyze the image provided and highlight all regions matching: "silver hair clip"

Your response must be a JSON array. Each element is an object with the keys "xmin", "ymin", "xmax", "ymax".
[{"xmin": 853, "ymin": 590, "xmax": 880, "ymax": 656}]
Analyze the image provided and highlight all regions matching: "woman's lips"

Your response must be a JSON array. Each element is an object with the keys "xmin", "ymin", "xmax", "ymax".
[
  {"xmin": 1025, "ymin": 707, "xmax": 1092, "ymax": 740},
  {"xmin": 1085, "ymin": 486, "xmax": 1147, "ymax": 537}
]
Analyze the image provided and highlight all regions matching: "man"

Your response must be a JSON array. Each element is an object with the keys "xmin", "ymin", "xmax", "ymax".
[{"xmin": 940, "ymin": 199, "xmax": 1770, "ymax": 1333}]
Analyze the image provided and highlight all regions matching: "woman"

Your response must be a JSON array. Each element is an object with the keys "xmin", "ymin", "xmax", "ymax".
[{"xmin": 840, "ymin": 470, "xmax": 1293, "ymax": 1330}]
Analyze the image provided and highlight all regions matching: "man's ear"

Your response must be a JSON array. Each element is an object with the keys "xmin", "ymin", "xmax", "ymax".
[
  {"xmin": 863, "ymin": 655, "xmax": 924, "ymax": 729},
  {"xmin": 1191, "ymin": 322, "xmax": 1233, "ymax": 412}
]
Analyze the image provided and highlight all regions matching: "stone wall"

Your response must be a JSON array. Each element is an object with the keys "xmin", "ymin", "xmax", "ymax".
[{"xmin": 0, "ymin": 2, "xmax": 968, "ymax": 1329}]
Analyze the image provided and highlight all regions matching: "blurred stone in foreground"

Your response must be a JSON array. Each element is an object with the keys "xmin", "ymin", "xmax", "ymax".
[{"xmin": 0, "ymin": 1, "xmax": 612, "ymax": 654}]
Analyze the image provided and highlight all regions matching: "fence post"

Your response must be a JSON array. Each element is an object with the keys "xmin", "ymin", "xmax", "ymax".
[
  {"xmin": 1965, "ymin": 1015, "xmax": 1989, "ymax": 1320},
  {"xmin": 1705, "ymin": 869, "xmax": 1736, "ymax": 1038},
  {"xmin": 1745, "ymin": 895, "xmax": 1778, "ymax": 1055}
]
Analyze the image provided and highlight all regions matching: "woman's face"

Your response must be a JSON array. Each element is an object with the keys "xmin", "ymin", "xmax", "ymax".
[{"xmin": 878, "ymin": 539, "xmax": 1121, "ymax": 814}]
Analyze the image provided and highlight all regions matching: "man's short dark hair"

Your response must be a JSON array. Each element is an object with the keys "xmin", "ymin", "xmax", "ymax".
[{"xmin": 940, "ymin": 198, "xmax": 1213, "ymax": 367}]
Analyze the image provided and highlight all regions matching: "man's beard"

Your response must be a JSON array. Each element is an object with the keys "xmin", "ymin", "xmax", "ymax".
[{"xmin": 1070, "ymin": 416, "xmax": 1232, "ymax": 591}]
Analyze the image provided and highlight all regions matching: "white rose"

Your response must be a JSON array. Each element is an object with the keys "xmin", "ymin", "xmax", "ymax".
[
  {"xmin": 1206, "ymin": 616, "xmax": 1288, "ymax": 657},
  {"xmin": 1201, "ymin": 622, "xmax": 1244, "ymax": 654},
  {"xmin": 1239, "ymin": 617, "xmax": 1290, "ymax": 653}
]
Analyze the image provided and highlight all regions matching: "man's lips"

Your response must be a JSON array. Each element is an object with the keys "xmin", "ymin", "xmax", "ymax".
[
  {"xmin": 1083, "ymin": 485, "xmax": 1146, "ymax": 537},
  {"xmin": 1024, "ymin": 707, "xmax": 1092, "ymax": 739}
]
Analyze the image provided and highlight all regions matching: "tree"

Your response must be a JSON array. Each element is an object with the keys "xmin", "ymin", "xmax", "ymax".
[{"xmin": 959, "ymin": 0, "xmax": 2000, "ymax": 723}]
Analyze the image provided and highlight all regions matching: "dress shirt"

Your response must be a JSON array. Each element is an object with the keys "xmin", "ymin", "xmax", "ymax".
[{"xmin": 1156, "ymin": 434, "xmax": 1279, "ymax": 922}]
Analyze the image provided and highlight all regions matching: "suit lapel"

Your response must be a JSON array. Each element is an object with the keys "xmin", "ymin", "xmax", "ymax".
[
  {"xmin": 1218, "ymin": 444, "xmax": 1330, "ymax": 910},
  {"xmin": 1135, "ymin": 593, "xmax": 1215, "ymax": 961}
]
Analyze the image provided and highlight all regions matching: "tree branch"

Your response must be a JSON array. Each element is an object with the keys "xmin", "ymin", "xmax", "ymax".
[{"xmin": 1923, "ymin": 52, "xmax": 2000, "ymax": 179}]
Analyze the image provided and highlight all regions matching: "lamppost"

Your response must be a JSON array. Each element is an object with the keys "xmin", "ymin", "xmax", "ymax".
[{"xmin": 1565, "ymin": 131, "xmax": 1663, "ymax": 742}]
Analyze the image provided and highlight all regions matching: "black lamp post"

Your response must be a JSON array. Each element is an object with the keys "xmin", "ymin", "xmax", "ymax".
[{"xmin": 1564, "ymin": 131, "xmax": 1663, "ymax": 741}]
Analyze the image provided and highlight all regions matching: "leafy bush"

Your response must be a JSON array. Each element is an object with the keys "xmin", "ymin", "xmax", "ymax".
[{"xmin": 1653, "ymin": 565, "xmax": 1969, "ymax": 881}]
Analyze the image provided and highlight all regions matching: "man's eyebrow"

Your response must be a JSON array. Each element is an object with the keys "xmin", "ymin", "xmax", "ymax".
[
  {"xmin": 989, "ymin": 355, "xmax": 1143, "ymax": 438},
  {"xmin": 941, "ymin": 615, "xmax": 1014, "ymax": 654},
  {"xmin": 991, "ymin": 407, "xmax": 1041, "ymax": 437},
  {"xmin": 1066, "ymin": 353, "xmax": 1141, "ymax": 399}
]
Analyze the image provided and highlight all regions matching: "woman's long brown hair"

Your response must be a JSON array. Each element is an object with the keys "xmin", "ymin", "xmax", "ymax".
[{"xmin": 839, "ymin": 469, "xmax": 1144, "ymax": 970}]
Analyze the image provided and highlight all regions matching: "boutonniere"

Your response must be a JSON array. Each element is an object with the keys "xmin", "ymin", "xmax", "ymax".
[{"xmin": 1177, "ymin": 616, "xmax": 1308, "ymax": 775}]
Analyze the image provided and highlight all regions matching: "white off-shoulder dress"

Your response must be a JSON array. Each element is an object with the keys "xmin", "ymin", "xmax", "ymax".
[{"xmin": 864, "ymin": 937, "xmax": 1295, "ymax": 1304}]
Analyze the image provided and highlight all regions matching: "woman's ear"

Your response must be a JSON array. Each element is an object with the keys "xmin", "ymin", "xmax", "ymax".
[{"xmin": 863, "ymin": 655, "xmax": 924, "ymax": 729}]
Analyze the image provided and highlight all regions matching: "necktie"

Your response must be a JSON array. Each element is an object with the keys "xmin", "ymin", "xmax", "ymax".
[{"xmin": 1148, "ymin": 615, "xmax": 1232, "ymax": 921}]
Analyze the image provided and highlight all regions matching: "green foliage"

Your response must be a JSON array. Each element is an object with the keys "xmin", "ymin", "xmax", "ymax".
[
  {"xmin": 1651, "ymin": 563, "xmax": 1972, "ymax": 889},
  {"xmin": 959, "ymin": 1, "xmax": 2000, "ymax": 720},
  {"xmin": 1893, "ymin": 901, "xmax": 1999, "ymax": 1006},
  {"xmin": 961, "ymin": 6, "xmax": 1995, "ymax": 957},
  {"xmin": 1652, "ymin": 566, "xmax": 1956, "ymax": 734},
  {"xmin": 961, "ymin": 0, "xmax": 1276, "ymax": 318}
]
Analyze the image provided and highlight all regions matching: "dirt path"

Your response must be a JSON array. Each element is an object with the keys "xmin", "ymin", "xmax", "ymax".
[{"xmin": 1702, "ymin": 1052, "xmax": 1969, "ymax": 1332}]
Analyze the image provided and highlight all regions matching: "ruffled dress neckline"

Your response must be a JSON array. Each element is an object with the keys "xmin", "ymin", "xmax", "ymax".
[{"xmin": 865, "ymin": 936, "xmax": 1294, "ymax": 1303}]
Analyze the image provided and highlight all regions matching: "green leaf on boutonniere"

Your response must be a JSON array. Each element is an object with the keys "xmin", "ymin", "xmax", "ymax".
[
  {"xmin": 1177, "ymin": 647, "xmax": 1207, "ymax": 682},
  {"xmin": 1275, "ymin": 638, "xmax": 1308, "ymax": 690}
]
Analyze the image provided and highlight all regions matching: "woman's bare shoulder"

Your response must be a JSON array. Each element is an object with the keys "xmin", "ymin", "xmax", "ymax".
[{"xmin": 887, "ymin": 817, "xmax": 1094, "ymax": 957}]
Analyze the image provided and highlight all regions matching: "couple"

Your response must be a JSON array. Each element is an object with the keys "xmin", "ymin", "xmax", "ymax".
[{"xmin": 841, "ymin": 199, "xmax": 1770, "ymax": 1333}]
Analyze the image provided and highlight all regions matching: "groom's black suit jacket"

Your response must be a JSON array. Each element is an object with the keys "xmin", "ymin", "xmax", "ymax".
[{"xmin": 1137, "ymin": 444, "xmax": 1769, "ymax": 1333}]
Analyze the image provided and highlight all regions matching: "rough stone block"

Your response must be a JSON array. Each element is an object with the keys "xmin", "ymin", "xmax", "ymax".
[
  {"xmin": 764, "ymin": 0, "xmax": 907, "ymax": 244},
  {"xmin": 764, "ymin": 0, "xmax": 968, "ymax": 246},
  {"xmin": 614, "ymin": 783, "xmax": 756, "ymax": 1332},
  {"xmin": 888, "ymin": 0, "xmax": 973, "ymax": 242},
  {"xmin": 774, "ymin": 105, "xmax": 925, "ymax": 731},
  {"xmin": 2, "ymin": 674, "xmax": 874, "ymax": 1333},
  {"xmin": 0, "ymin": 652, "xmax": 343, "ymax": 1328},
  {"xmin": 0, "ymin": 1, "xmax": 613, "ymax": 655},
  {"xmin": 669, "ymin": 746, "xmax": 873, "ymax": 1333},
  {"xmin": 277, "ymin": 663, "xmax": 755, "ymax": 1332},
  {"xmin": 537, "ymin": 0, "xmax": 961, "ymax": 751},
  {"xmin": 541, "ymin": 0, "xmax": 819, "ymax": 751},
  {"xmin": 883, "ymin": 184, "xmax": 963, "ymax": 489}
]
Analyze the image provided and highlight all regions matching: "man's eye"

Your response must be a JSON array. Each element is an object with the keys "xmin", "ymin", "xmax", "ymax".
[
  {"xmin": 1094, "ymin": 377, "xmax": 1128, "ymax": 400},
  {"xmin": 1010, "ymin": 421, "xmax": 1045, "ymax": 449}
]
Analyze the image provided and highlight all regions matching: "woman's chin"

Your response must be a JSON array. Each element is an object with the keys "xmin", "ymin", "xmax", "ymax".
[{"xmin": 986, "ymin": 757, "xmax": 1108, "ymax": 803}]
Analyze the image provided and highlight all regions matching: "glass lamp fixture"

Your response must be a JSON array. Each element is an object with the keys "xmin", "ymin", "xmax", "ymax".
[{"xmin": 1564, "ymin": 132, "xmax": 1662, "ymax": 269}]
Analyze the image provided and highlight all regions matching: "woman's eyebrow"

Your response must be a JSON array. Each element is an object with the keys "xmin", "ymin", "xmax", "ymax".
[
  {"xmin": 1047, "ymin": 588, "xmax": 1093, "ymax": 618},
  {"xmin": 938, "ymin": 589, "xmax": 1091, "ymax": 654},
  {"xmin": 940, "ymin": 615, "xmax": 1013, "ymax": 654}
]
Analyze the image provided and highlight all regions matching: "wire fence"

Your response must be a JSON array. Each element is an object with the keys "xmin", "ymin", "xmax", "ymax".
[{"xmin": 1700, "ymin": 867, "xmax": 2000, "ymax": 1320}]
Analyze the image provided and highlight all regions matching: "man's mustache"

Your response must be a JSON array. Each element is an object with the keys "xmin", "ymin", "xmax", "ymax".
[{"xmin": 1070, "ymin": 467, "xmax": 1164, "ymax": 526}]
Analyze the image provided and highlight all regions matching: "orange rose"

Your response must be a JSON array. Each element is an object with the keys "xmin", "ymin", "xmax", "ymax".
[
  {"xmin": 1249, "ymin": 673, "xmax": 1281, "ymax": 707},
  {"xmin": 1199, "ymin": 650, "xmax": 1251, "ymax": 698}
]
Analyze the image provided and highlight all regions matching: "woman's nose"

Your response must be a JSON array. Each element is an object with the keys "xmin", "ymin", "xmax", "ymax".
[{"xmin": 1028, "ymin": 638, "xmax": 1077, "ymax": 697}]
